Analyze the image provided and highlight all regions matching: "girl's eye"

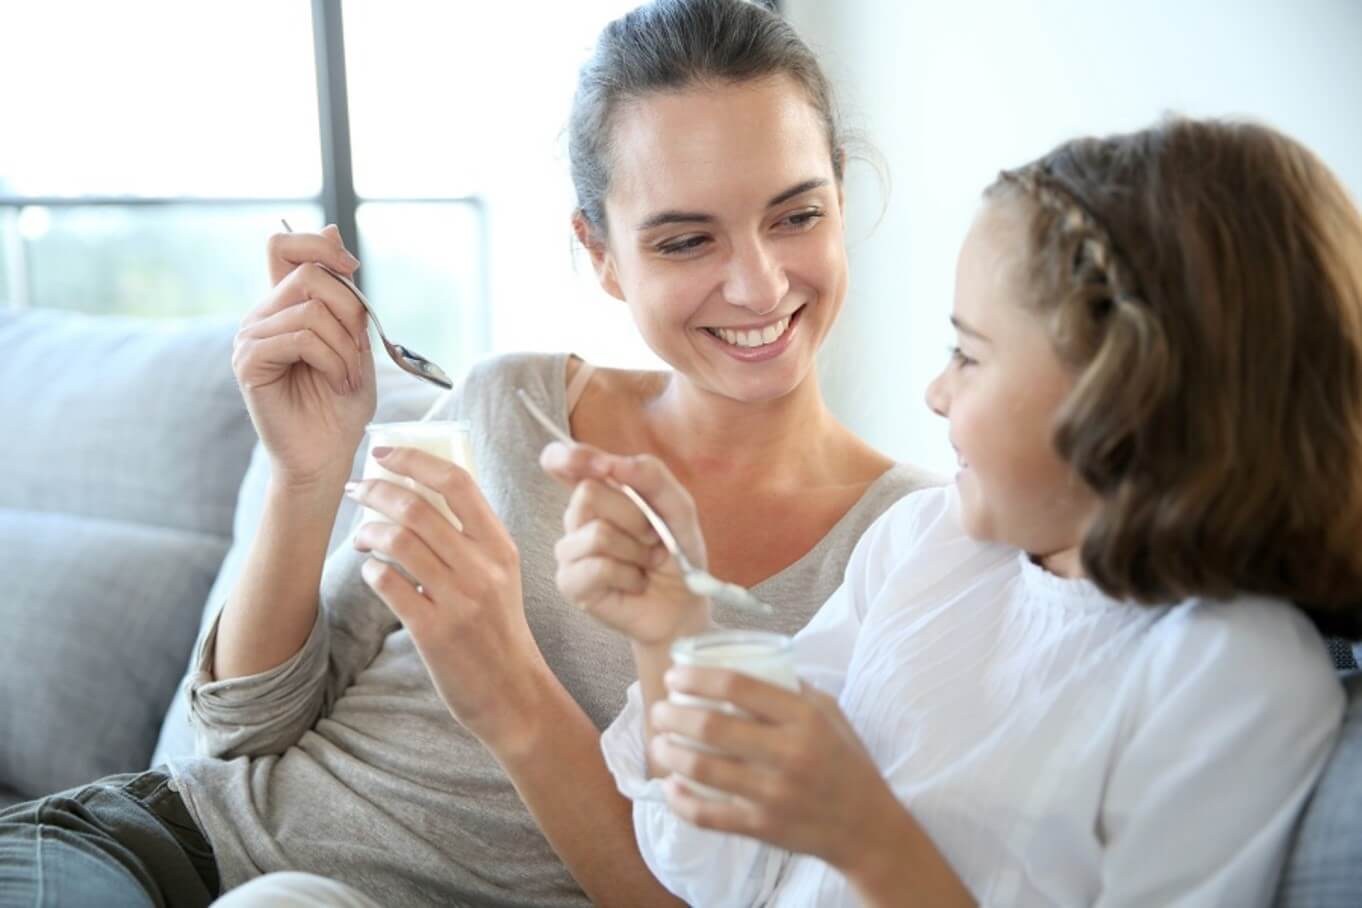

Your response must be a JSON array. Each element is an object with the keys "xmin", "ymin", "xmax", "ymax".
[
  {"xmin": 947, "ymin": 345, "xmax": 977, "ymax": 368},
  {"xmin": 657, "ymin": 235, "xmax": 709, "ymax": 256}
]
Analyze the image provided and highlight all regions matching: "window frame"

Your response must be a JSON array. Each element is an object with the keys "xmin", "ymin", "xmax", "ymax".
[{"xmin": 0, "ymin": 0, "xmax": 486, "ymax": 309}]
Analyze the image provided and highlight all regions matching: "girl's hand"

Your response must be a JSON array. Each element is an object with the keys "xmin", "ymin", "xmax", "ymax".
[
  {"xmin": 233, "ymin": 225, "xmax": 376, "ymax": 489},
  {"xmin": 541, "ymin": 442, "xmax": 712, "ymax": 645},
  {"xmin": 345, "ymin": 446, "xmax": 552, "ymax": 754},
  {"xmin": 650, "ymin": 666, "xmax": 916, "ymax": 883}
]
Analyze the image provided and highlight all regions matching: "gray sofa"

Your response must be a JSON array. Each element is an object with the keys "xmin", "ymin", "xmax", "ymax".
[{"xmin": 0, "ymin": 308, "xmax": 1358, "ymax": 905}]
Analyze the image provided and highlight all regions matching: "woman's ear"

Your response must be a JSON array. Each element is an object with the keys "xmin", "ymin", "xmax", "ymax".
[{"xmin": 572, "ymin": 210, "xmax": 625, "ymax": 301}]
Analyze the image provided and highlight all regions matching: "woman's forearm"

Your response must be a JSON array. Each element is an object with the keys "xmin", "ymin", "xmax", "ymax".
[
  {"xmin": 214, "ymin": 473, "xmax": 347, "ymax": 679},
  {"xmin": 495, "ymin": 673, "xmax": 685, "ymax": 908}
]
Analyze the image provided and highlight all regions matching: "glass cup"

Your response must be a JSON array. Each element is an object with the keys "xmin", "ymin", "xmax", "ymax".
[
  {"xmin": 361, "ymin": 419, "xmax": 476, "ymax": 533},
  {"xmin": 667, "ymin": 630, "xmax": 799, "ymax": 799}
]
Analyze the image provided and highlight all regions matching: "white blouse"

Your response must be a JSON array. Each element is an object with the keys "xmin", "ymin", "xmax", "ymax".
[{"xmin": 601, "ymin": 486, "xmax": 1344, "ymax": 907}]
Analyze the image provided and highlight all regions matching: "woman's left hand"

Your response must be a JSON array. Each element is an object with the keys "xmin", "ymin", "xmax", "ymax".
[
  {"xmin": 345, "ymin": 446, "xmax": 552, "ymax": 755},
  {"xmin": 650, "ymin": 665, "xmax": 912, "ymax": 879}
]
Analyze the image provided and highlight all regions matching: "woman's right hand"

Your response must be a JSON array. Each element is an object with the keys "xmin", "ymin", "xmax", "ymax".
[
  {"xmin": 541, "ymin": 442, "xmax": 713, "ymax": 646},
  {"xmin": 233, "ymin": 225, "xmax": 377, "ymax": 488}
]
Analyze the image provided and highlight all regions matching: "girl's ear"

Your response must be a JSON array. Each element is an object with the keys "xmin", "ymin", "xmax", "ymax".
[
  {"xmin": 835, "ymin": 146, "xmax": 848, "ymax": 214},
  {"xmin": 572, "ymin": 211, "xmax": 625, "ymax": 301}
]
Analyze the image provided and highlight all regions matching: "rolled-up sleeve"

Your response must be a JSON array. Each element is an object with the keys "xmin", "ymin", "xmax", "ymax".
[
  {"xmin": 187, "ymin": 536, "xmax": 400, "ymax": 758},
  {"xmin": 188, "ymin": 606, "xmax": 330, "ymax": 758}
]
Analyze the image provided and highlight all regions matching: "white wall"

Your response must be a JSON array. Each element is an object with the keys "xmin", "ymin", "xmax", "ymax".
[{"xmin": 785, "ymin": 0, "xmax": 1362, "ymax": 474}]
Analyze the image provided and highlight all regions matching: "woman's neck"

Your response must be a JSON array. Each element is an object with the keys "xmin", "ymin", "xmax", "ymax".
[{"xmin": 639, "ymin": 371, "xmax": 845, "ymax": 487}]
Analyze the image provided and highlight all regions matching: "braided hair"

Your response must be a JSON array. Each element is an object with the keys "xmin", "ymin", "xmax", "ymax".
[{"xmin": 985, "ymin": 119, "xmax": 1362, "ymax": 637}]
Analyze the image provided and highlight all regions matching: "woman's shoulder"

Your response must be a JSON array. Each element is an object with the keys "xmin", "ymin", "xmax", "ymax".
[
  {"xmin": 421, "ymin": 351, "xmax": 572, "ymax": 421},
  {"xmin": 467, "ymin": 351, "xmax": 573, "ymax": 397}
]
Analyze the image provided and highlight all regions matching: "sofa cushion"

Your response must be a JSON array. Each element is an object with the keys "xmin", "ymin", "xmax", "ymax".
[
  {"xmin": 0, "ymin": 509, "xmax": 227, "ymax": 798},
  {"xmin": 0, "ymin": 310, "xmax": 254, "ymax": 802},
  {"xmin": 1275, "ymin": 670, "xmax": 1362, "ymax": 907},
  {"xmin": 0, "ymin": 309, "xmax": 256, "ymax": 537}
]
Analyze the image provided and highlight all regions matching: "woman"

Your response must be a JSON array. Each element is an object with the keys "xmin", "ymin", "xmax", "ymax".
[{"xmin": 0, "ymin": 2, "xmax": 934, "ymax": 905}]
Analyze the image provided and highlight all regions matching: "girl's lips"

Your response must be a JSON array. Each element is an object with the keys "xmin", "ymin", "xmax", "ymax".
[{"xmin": 701, "ymin": 305, "xmax": 804, "ymax": 363}]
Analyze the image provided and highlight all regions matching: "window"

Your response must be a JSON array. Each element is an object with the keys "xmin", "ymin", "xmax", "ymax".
[{"xmin": 1, "ymin": 0, "xmax": 661, "ymax": 373}]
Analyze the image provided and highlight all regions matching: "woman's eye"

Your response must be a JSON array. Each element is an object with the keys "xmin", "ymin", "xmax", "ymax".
[
  {"xmin": 657, "ymin": 235, "xmax": 709, "ymax": 256},
  {"xmin": 780, "ymin": 208, "xmax": 824, "ymax": 230}
]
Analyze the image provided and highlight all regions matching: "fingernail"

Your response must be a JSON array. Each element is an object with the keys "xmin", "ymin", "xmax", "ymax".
[
  {"xmin": 590, "ymin": 455, "xmax": 611, "ymax": 474},
  {"xmin": 372, "ymin": 446, "xmax": 393, "ymax": 459},
  {"xmin": 344, "ymin": 252, "xmax": 361, "ymax": 269},
  {"xmin": 650, "ymin": 545, "xmax": 668, "ymax": 568}
]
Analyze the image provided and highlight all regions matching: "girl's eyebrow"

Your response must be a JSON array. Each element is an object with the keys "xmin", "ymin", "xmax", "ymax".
[
  {"xmin": 634, "ymin": 178, "xmax": 830, "ymax": 231},
  {"xmin": 951, "ymin": 315, "xmax": 991, "ymax": 343}
]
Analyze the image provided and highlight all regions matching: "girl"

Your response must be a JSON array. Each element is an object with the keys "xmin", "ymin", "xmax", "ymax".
[{"xmin": 554, "ymin": 117, "xmax": 1362, "ymax": 905}]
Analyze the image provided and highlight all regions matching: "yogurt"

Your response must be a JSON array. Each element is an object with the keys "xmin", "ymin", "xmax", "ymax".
[
  {"xmin": 362, "ymin": 419, "xmax": 476, "ymax": 532},
  {"xmin": 667, "ymin": 630, "xmax": 799, "ymax": 799}
]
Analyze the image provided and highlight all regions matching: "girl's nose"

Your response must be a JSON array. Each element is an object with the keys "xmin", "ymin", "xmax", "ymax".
[
  {"xmin": 722, "ymin": 240, "xmax": 788, "ymax": 315},
  {"xmin": 925, "ymin": 369, "xmax": 949, "ymax": 417}
]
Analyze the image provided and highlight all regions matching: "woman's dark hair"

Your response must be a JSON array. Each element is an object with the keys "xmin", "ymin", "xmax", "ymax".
[
  {"xmin": 568, "ymin": 0, "xmax": 845, "ymax": 236},
  {"xmin": 987, "ymin": 117, "xmax": 1362, "ymax": 637}
]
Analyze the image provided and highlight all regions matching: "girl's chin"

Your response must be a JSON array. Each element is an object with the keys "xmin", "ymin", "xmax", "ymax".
[{"xmin": 954, "ymin": 474, "xmax": 995, "ymax": 541}]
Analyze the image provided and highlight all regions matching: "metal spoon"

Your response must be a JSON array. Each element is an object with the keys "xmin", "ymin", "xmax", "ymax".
[
  {"xmin": 517, "ymin": 388, "xmax": 774, "ymax": 618},
  {"xmin": 280, "ymin": 219, "xmax": 453, "ymax": 390}
]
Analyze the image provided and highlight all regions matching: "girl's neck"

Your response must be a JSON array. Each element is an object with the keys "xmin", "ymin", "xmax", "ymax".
[{"xmin": 1036, "ymin": 546, "xmax": 1086, "ymax": 579}]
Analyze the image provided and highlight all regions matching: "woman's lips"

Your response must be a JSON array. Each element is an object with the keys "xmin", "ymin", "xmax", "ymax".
[{"xmin": 701, "ymin": 305, "xmax": 805, "ymax": 363}]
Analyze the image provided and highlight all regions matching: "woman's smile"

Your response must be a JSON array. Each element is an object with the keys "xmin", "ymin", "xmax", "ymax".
[{"xmin": 699, "ymin": 303, "xmax": 806, "ymax": 362}]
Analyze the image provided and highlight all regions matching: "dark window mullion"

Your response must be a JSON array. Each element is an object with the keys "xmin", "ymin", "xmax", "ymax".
[{"xmin": 310, "ymin": 0, "xmax": 360, "ymax": 286}]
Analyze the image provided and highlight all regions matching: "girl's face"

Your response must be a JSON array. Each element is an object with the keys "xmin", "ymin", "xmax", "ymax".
[
  {"xmin": 925, "ymin": 201, "xmax": 1097, "ymax": 573},
  {"xmin": 582, "ymin": 75, "xmax": 846, "ymax": 404}
]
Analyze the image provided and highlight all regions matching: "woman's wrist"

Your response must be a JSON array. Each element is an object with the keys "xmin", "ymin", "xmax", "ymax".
[
  {"xmin": 265, "ymin": 467, "xmax": 351, "ymax": 511},
  {"xmin": 478, "ymin": 654, "xmax": 565, "ymax": 764}
]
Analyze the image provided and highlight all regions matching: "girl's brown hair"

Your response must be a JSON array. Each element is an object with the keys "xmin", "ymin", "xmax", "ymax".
[{"xmin": 988, "ymin": 118, "xmax": 1362, "ymax": 637}]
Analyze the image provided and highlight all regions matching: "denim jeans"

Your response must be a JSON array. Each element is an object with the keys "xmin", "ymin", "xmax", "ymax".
[{"xmin": 0, "ymin": 768, "xmax": 218, "ymax": 907}]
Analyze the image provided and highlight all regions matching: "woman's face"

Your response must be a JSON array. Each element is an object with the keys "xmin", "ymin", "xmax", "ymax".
[
  {"xmin": 585, "ymin": 75, "xmax": 847, "ymax": 404},
  {"xmin": 924, "ymin": 201, "xmax": 1097, "ymax": 568}
]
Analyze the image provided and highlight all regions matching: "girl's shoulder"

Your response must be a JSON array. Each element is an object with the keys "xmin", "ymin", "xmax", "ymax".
[
  {"xmin": 849, "ymin": 484, "xmax": 1009, "ymax": 583},
  {"xmin": 1137, "ymin": 594, "xmax": 1343, "ymax": 715},
  {"xmin": 870, "ymin": 484, "xmax": 970, "ymax": 552}
]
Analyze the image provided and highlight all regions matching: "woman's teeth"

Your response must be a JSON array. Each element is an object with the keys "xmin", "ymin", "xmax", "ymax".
[{"xmin": 706, "ymin": 314, "xmax": 791, "ymax": 349}]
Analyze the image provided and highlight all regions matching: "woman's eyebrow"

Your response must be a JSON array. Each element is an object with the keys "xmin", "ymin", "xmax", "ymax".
[
  {"xmin": 767, "ymin": 177, "xmax": 828, "ymax": 207},
  {"xmin": 634, "ymin": 178, "xmax": 830, "ymax": 231}
]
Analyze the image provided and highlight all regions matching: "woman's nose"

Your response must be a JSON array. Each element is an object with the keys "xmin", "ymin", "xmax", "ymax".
[{"xmin": 722, "ymin": 241, "xmax": 788, "ymax": 315}]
